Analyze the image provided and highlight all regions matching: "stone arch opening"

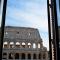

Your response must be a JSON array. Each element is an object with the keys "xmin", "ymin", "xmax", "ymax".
[
  {"xmin": 39, "ymin": 53, "xmax": 41, "ymax": 59},
  {"xmin": 3, "ymin": 53, "xmax": 7, "ymax": 59},
  {"xmin": 33, "ymin": 43, "xmax": 36, "ymax": 48},
  {"xmin": 28, "ymin": 53, "xmax": 31, "ymax": 59},
  {"xmin": 38, "ymin": 43, "xmax": 40, "ymax": 48},
  {"xmin": 28, "ymin": 43, "xmax": 31, "ymax": 48},
  {"xmin": 3, "ymin": 42, "xmax": 8, "ymax": 48},
  {"xmin": 43, "ymin": 53, "xmax": 46, "ymax": 59},
  {"xmin": 33, "ymin": 54, "xmax": 36, "ymax": 59},
  {"xmin": 21, "ymin": 53, "xmax": 25, "ymax": 59},
  {"xmin": 22, "ymin": 42, "xmax": 26, "ymax": 48},
  {"xmin": 9, "ymin": 42, "xmax": 14, "ymax": 48},
  {"xmin": 15, "ymin": 53, "xmax": 19, "ymax": 59},
  {"xmin": 9, "ymin": 53, "xmax": 14, "ymax": 59},
  {"xmin": 15, "ymin": 42, "xmax": 20, "ymax": 48}
]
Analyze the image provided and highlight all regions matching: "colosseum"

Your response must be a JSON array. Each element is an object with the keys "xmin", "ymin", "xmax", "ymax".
[{"xmin": 2, "ymin": 26, "xmax": 48, "ymax": 60}]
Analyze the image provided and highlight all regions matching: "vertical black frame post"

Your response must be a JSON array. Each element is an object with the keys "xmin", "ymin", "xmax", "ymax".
[
  {"xmin": 53, "ymin": 0, "xmax": 59, "ymax": 60},
  {"xmin": 47, "ymin": 0, "xmax": 59, "ymax": 60},
  {"xmin": 47, "ymin": 0, "xmax": 52, "ymax": 60},
  {"xmin": 51, "ymin": 0, "xmax": 57, "ymax": 60},
  {"xmin": 0, "ymin": 0, "xmax": 7, "ymax": 60},
  {"xmin": 51, "ymin": 0, "xmax": 59, "ymax": 60}
]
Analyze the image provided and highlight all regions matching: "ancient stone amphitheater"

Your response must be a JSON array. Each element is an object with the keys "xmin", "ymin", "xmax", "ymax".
[{"xmin": 2, "ymin": 26, "xmax": 48, "ymax": 60}]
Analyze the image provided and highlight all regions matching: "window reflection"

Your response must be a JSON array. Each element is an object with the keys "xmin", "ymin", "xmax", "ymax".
[{"xmin": 56, "ymin": 0, "xmax": 60, "ymax": 49}]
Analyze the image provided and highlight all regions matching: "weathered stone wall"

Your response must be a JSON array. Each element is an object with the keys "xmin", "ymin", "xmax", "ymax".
[
  {"xmin": 2, "ymin": 26, "xmax": 48, "ymax": 60},
  {"xmin": 4, "ymin": 26, "xmax": 42, "ymax": 41}
]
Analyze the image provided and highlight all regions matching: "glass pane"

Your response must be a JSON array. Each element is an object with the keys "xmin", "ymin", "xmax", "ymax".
[
  {"xmin": 0, "ymin": 0, "xmax": 4, "ymax": 59},
  {"xmin": 2, "ymin": 0, "xmax": 49, "ymax": 60},
  {"xmin": 56, "ymin": 0, "xmax": 60, "ymax": 49},
  {"xmin": 0, "ymin": 0, "xmax": 4, "ymax": 27}
]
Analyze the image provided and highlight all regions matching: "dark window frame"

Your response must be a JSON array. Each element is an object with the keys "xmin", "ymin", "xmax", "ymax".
[
  {"xmin": 47, "ymin": 0, "xmax": 59, "ymax": 60},
  {"xmin": 0, "ymin": 0, "xmax": 7, "ymax": 60}
]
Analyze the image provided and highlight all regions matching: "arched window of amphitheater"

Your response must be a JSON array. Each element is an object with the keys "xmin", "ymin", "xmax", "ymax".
[
  {"xmin": 39, "ymin": 53, "xmax": 41, "ymax": 59},
  {"xmin": 28, "ymin": 43, "xmax": 31, "ymax": 48},
  {"xmin": 15, "ymin": 42, "xmax": 20, "ymax": 48},
  {"xmin": 9, "ymin": 42, "xmax": 14, "ymax": 48},
  {"xmin": 33, "ymin": 53, "xmax": 36, "ymax": 59},
  {"xmin": 38, "ymin": 43, "xmax": 40, "ymax": 48},
  {"xmin": 21, "ymin": 53, "xmax": 25, "ymax": 59},
  {"xmin": 15, "ymin": 53, "xmax": 19, "ymax": 59},
  {"xmin": 9, "ymin": 53, "xmax": 14, "ymax": 59},
  {"xmin": 43, "ymin": 53, "xmax": 46, "ymax": 59},
  {"xmin": 28, "ymin": 53, "xmax": 31, "ymax": 59},
  {"xmin": 3, "ymin": 42, "xmax": 8, "ymax": 48},
  {"xmin": 3, "ymin": 53, "xmax": 7, "ymax": 59},
  {"xmin": 33, "ymin": 43, "xmax": 36, "ymax": 48},
  {"xmin": 22, "ymin": 42, "xmax": 26, "ymax": 48}
]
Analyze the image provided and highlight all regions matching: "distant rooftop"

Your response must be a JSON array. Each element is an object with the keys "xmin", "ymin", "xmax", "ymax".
[
  {"xmin": 4, "ymin": 26, "xmax": 42, "ymax": 41},
  {"xmin": 5, "ymin": 26, "xmax": 38, "ymax": 30}
]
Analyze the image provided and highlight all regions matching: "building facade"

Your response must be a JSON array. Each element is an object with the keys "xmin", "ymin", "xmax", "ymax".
[{"xmin": 2, "ymin": 26, "xmax": 48, "ymax": 60}]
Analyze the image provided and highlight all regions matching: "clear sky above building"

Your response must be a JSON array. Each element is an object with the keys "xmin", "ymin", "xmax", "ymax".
[{"xmin": 56, "ymin": 0, "xmax": 60, "ymax": 26}]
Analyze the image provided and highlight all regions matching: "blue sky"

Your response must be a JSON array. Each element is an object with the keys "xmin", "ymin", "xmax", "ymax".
[
  {"xmin": 5, "ymin": 0, "xmax": 49, "ymax": 50},
  {"xmin": 56, "ymin": 0, "xmax": 60, "ymax": 26}
]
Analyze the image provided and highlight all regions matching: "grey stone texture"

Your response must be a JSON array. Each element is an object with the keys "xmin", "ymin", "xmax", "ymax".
[{"xmin": 2, "ymin": 26, "xmax": 48, "ymax": 60}]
